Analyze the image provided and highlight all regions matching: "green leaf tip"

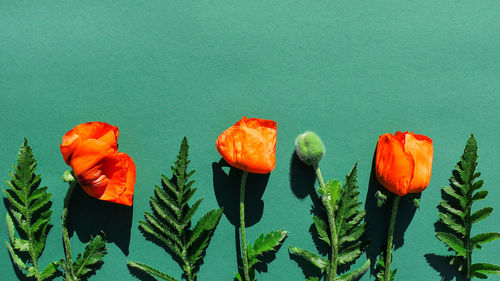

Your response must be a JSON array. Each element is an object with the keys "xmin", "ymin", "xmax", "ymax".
[
  {"xmin": 3, "ymin": 139, "xmax": 59, "ymax": 280},
  {"xmin": 435, "ymin": 134, "xmax": 500, "ymax": 279},
  {"xmin": 135, "ymin": 137, "xmax": 223, "ymax": 281},
  {"xmin": 295, "ymin": 131, "xmax": 326, "ymax": 166}
]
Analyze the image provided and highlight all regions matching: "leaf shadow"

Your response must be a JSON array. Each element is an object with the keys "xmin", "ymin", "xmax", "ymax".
[
  {"xmin": 424, "ymin": 254, "xmax": 468, "ymax": 281},
  {"xmin": 66, "ymin": 182, "xmax": 133, "ymax": 255},
  {"xmin": 363, "ymin": 150, "xmax": 419, "ymax": 277}
]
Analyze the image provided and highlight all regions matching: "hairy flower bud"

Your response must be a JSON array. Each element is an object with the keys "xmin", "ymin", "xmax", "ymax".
[{"xmin": 295, "ymin": 131, "xmax": 325, "ymax": 166}]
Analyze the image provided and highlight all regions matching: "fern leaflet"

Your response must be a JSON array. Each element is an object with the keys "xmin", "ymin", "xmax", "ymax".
[
  {"xmin": 435, "ymin": 135, "xmax": 500, "ymax": 279},
  {"xmin": 130, "ymin": 137, "xmax": 223, "ymax": 281},
  {"xmin": 3, "ymin": 139, "xmax": 59, "ymax": 280}
]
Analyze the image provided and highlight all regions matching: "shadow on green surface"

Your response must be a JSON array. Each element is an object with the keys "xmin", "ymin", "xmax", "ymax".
[
  {"xmin": 212, "ymin": 158, "xmax": 272, "ymax": 281},
  {"xmin": 212, "ymin": 158, "xmax": 268, "ymax": 227},
  {"xmin": 289, "ymin": 151, "xmax": 317, "ymax": 199},
  {"xmin": 363, "ymin": 151, "xmax": 420, "ymax": 278},
  {"xmin": 67, "ymin": 183, "xmax": 133, "ymax": 255},
  {"xmin": 425, "ymin": 254, "xmax": 468, "ymax": 281}
]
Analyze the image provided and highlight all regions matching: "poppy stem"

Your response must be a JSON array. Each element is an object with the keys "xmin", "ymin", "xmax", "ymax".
[
  {"xmin": 239, "ymin": 171, "xmax": 251, "ymax": 281},
  {"xmin": 62, "ymin": 180, "xmax": 77, "ymax": 281},
  {"xmin": 314, "ymin": 164, "xmax": 338, "ymax": 281},
  {"xmin": 384, "ymin": 195, "xmax": 400, "ymax": 280}
]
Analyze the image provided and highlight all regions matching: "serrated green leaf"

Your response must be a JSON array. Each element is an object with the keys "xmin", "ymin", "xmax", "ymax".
[
  {"xmin": 439, "ymin": 213, "xmax": 466, "ymax": 235},
  {"xmin": 471, "ymin": 263, "xmax": 500, "ymax": 276},
  {"xmin": 289, "ymin": 247, "xmax": 328, "ymax": 272},
  {"xmin": 128, "ymin": 261, "xmax": 178, "ymax": 281},
  {"xmin": 39, "ymin": 262, "xmax": 59, "ymax": 280},
  {"xmin": 471, "ymin": 232, "xmax": 500, "ymax": 247},
  {"xmin": 247, "ymin": 230, "xmax": 288, "ymax": 262},
  {"xmin": 337, "ymin": 259, "xmax": 370, "ymax": 281},
  {"xmin": 319, "ymin": 179, "xmax": 341, "ymax": 210},
  {"xmin": 337, "ymin": 242, "xmax": 362, "ymax": 265},
  {"xmin": 439, "ymin": 201, "xmax": 465, "ymax": 219},
  {"xmin": 472, "ymin": 190, "xmax": 488, "ymax": 201},
  {"xmin": 187, "ymin": 208, "xmax": 223, "ymax": 247},
  {"xmin": 313, "ymin": 216, "xmax": 330, "ymax": 245},
  {"xmin": 144, "ymin": 212, "xmax": 182, "ymax": 246},
  {"xmin": 6, "ymin": 242, "xmax": 29, "ymax": 271},
  {"xmin": 73, "ymin": 233, "xmax": 107, "ymax": 278},
  {"xmin": 436, "ymin": 232, "xmax": 466, "ymax": 256},
  {"xmin": 305, "ymin": 278, "xmax": 319, "ymax": 281},
  {"xmin": 471, "ymin": 207, "xmax": 493, "ymax": 224},
  {"xmin": 182, "ymin": 198, "xmax": 203, "ymax": 226}
]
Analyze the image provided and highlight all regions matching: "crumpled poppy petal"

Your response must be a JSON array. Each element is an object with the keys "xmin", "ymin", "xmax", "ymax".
[
  {"xmin": 405, "ymin": 132, "xmax": 433, "ymax": 193},
  {"xmin": 375, "ymin": 133, "xmax": 415, "ymax": 196},
  {"xmin": 69, "ymin": 139, "xmax": 135, "ymax": 206},
  {"xmin": 60, "ymin": 122, "xmax": 119, "ymax": 165},
  {"xmin": 216, "ymin": 117, "xmax": 277, "ymax": 174}
]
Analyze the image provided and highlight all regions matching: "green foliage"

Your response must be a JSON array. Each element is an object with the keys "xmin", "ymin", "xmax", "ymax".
[
  {"xmin": 72, "ymin": 233, "xmax": 107, "ymax": 278},
  {"xmin": 435, "ymin": 135, "xmax": 500, "ymax": 279},
  {"xmin": 130, "ymin": 137, "xmax": 223, "ymax": 281},
  {"xmin": 375, "ymin": 250, "xmax": 396, "ymax": 281},
  {"xmin": 289, "ymin": 163, "xmax": 370, "ymax": 281},
  {"xmin": 247, "ymin": 229, "xmax": 288, "ymax": 269},
  {"xmin": 3, "ymin": 139, "xmax": 59, "ymax": 280}
]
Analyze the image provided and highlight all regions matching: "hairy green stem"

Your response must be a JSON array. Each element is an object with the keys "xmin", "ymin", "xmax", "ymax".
[
  {"xmin": 314, "ymin": 165, "xmax": 338, "ymax": 281},
  {"xmin": 239, "ymin": 171, "xmax": 251, "ymax": 281},
  {"xmin": 384, "ymin": 195, "xmax": 400, "ymax": 280},
  {"xmin": 62, "ymin": 181, "xmax": 77, "ymax": 281}
]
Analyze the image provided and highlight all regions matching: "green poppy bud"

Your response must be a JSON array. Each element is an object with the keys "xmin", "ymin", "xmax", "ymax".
[{"xmin": 295, "ymin": 131, "xmax": 325, "ymax": 166}]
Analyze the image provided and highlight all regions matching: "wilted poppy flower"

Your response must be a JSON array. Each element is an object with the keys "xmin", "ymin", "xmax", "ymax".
[
  {"xmin": 216, "ymin": 116, "xmax": 277, "ymax": 174},
  {"xmin": 375, "ymin": 131, "xmax": 433, "ymax": 196},
  {"xmin": 60, "ymin": 122, "xmax": 136, "ymax": 206}
]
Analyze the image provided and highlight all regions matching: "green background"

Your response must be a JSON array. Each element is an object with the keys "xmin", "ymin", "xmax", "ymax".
[{"xmin": 1, "ymin": 0, "xmax": 499, "ymax": 280}]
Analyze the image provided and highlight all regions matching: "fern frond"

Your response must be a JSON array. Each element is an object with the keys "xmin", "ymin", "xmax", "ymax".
[
  {"xmin": 3, "ymin": 139, "xmax": 59, "ymax": 280},
  {"xmin": 134, "ymin": 137, "xmax": 223, "ymax": 281},
  {"xmin": 290, "ymin": 163, "xmax": 369, "ymax": 281},
  {"xmin": 436, "ymin": 135, "xmax": 500, "ymax": 279}
]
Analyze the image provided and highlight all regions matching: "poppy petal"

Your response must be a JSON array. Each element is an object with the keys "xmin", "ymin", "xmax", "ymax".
[
  {"xmin": 69, "ymin": 139, "xmax": 135, "ymax": 206},
  {"xmin": 216, "ymin": 117, "xmax": 277, "ymax": 174},
  {"xmin": 60, "ymin": 122, "xmax": 119, "ymax": 164},
  {"xmin": 405, "ymin": 132, "xmax": 433, "ymax": 193},
  {"xmin": 375, "ymin": 133, "xmax": 415, "ymax": 196}
]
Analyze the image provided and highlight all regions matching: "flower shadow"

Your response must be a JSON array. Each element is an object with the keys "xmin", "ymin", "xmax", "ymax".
[
  {"xmin": 67, "ymin": 182, "xmax": 133, "ymax": 255},
  {"xmin": 363, "ymin": 150, "xmax": 419, "ymax": 277},
  {"xmin": 212, "ymin": 158, "xmax": 269, "ymax": 227}
]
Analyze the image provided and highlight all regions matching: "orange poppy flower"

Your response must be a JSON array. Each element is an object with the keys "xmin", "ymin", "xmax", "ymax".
[
  {"xmin": 60, "ymin": 122, "xmax": 135, "ymax": 206},
  {"xmin": 216, "ymin": 116, "xmax": 277, "ymax": 174},
  {"xmin": 375, "ymin": 131, "xmax": 433, "ymax": 196}
]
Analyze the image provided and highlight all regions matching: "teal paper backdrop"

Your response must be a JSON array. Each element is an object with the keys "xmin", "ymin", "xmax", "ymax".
[{"xmin": 1, "ymin": 0, "xmax": 499, "ymax": 280}]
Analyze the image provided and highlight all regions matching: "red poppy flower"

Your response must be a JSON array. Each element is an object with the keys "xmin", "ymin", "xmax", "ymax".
[
  {"xmin": 375, "ymin": 131, "xmax": 433, "ymax": 196},
  {"xmin": 60, "ymin": 122, "xmax": 135, "ymax": 206},
  {"xmin": 216, "ymin": 117, "xmax": 277, "ymax": 174}
]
